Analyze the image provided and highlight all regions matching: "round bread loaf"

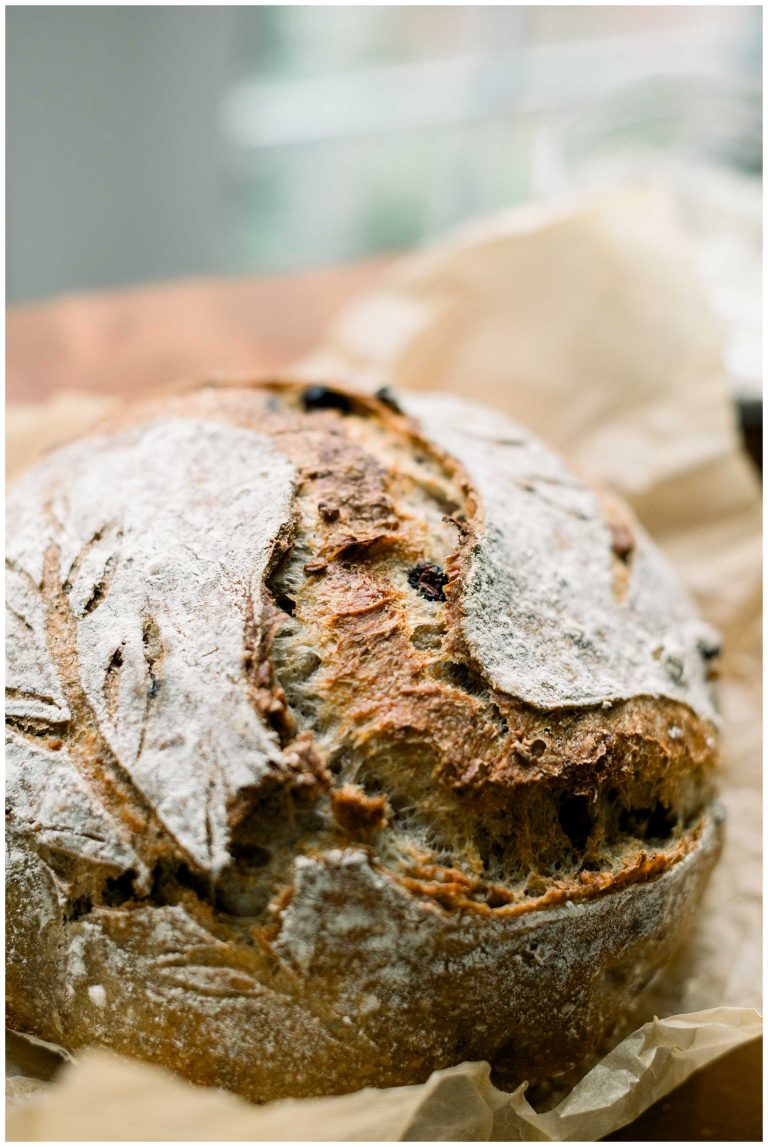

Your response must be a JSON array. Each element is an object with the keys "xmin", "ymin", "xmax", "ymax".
[{"xmin": 6, "ymin": 379, "xmax": 723, "ymax": 1102}]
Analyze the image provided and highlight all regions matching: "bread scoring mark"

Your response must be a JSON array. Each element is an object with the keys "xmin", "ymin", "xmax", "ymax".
[
  {"xmin": 6, "ymin": 730, "xmax": 144, "ymax": 886},
  {"xmin": 5, "ymin": 686, "xmax": 65, "ymax": 712},
  {"xmin": 6, "ymin": 555, "xmax": 40, "ymax": 595},
  {"xmin": 102, "ymin": 644, "xmax": 125, "ymax": 722},
  {"xmin": 5, "ymin": 713, "xmax": 69, "ymax": 751},
  {"xmin": 39, "ymin": 532, "xmax": 169, "ymax": 872},
  {"xmin": 6, "ymin": 604, "xmax": 34, "ymax": 632},
  {"xmin": 81, "ymin": 551, "xmax": 119, "ymax": 615},
  {"xmin": 136, "ymin": 614, "xmax": 164, "ymax": 759},
  {"xmin": 6, "ymin": 417, "xmax": 306, "ymax": 890},
  {"xmin": 63, "ymin": 521, "xmax": 122, "ymax": 612}
]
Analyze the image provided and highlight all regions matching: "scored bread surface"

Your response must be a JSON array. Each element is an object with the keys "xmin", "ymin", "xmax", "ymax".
[{"xmin": 6, "ymin": 380, "xmax": 722, "ymax": 1101}]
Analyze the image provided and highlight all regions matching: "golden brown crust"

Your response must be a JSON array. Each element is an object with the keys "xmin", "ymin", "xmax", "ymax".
[
  {"xmin": 94, "ymin": 379, "xmax": 717, "ymax": 882},
  {"xmin": 6, "ymin": 377, "xmax": 722, "ymax": 1103},
  {"xmin": 6, "ymin": 812, "xmax": 723, "ymax": 1102},
  {"xmin": 330, "ymin": 784, "xmax": 389, "ymax": 838}
]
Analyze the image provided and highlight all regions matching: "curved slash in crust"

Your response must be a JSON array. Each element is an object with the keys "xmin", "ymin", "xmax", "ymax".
[{"xmin": 40, "ymin": 536, "xmax": 185, "ymax": 870}]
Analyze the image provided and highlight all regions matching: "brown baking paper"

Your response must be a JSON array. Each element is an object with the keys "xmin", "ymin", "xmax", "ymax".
[{"xmin": 6, "ymin": 184, "xmax": 761, "ymax": 1140}]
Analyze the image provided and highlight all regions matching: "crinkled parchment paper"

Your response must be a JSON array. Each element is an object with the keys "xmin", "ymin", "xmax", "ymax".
[{"xmin": 6, "ymin": 185, "xmax": 761, "ymax": 1141}]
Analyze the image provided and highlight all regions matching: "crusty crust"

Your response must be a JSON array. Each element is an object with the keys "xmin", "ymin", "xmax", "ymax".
[
  {"xmin": 6, "ymin": 811, "xmax": 723, "ymax": 1101},
  {"xmin": 6, "ymin": 379, "xmax": 722, "ymax": 1101}
]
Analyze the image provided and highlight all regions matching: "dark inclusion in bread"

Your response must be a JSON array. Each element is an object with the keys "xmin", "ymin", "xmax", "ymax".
[{"xmin": 6, "ymin": 379, "xmax": 723, "ymax": 1102}]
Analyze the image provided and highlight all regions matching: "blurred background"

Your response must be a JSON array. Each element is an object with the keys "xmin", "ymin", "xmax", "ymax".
[{"xmin": 6, "ymin": 5, "xmax": 762, "ymax": 397}]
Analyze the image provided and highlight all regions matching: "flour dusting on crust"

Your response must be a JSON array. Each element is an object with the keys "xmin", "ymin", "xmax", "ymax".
[
  {"xmin": 405, "ymin": 394, "xmax": 718, "ymax": 721},
  {"xmin": 6, "ymin": 418, "xmax": 297, "ymax": 875}
]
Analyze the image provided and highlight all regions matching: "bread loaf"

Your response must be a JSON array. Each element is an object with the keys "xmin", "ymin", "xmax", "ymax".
[{"xmin": 6, "ymin": 379, "xmax": 723, "ymax": 1102}]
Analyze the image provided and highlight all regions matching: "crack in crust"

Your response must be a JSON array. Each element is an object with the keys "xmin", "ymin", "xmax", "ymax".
[{"xmin": 228, "ymin": 383, "xmax": 716, "ymax": 896}]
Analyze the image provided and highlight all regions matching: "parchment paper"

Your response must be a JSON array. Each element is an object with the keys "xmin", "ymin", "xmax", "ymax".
[{"xmin": 6, "ymin": 184, "xmax": 761, "ymax": 1141}]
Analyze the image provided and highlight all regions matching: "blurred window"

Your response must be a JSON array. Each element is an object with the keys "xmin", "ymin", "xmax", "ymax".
[
  {"xmin": 6, "ymin": 6, "xmax": 761, "ymax": 302},
  {"xmin": 219, "ymin": 5, "xmax": 761, "ymax": 274}
]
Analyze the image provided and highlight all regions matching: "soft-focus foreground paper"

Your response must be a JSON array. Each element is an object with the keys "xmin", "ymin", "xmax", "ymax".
[
  {"xmin": 5, "ymin": 1010, "xmax": 764, "ymax": 1142},
  {"xmin": 6, "ymin": 185, "xmax": 761, "ymax": 1141}
]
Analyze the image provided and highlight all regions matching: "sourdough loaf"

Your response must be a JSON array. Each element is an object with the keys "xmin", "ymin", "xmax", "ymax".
[{"xmin": 6, "ymin": 379, "xmax": 723, "ymax": 1102}]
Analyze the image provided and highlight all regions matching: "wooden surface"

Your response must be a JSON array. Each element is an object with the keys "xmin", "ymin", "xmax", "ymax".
[
  {"xmin": 6, "ymin": 260, "xmax": 390, "ymax": 403},
  {"xmin": 6, "ymin": 268, "xmax": 762, "ymax": 1142}
]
